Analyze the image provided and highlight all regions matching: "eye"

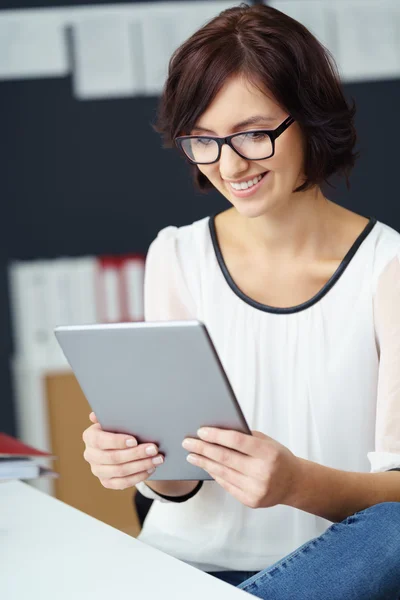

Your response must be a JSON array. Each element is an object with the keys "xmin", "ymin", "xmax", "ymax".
[
  {"xmin": 245, "ymin": 131, "xmax": 268, "ymax": 142},
  {"xmin": 193, "ymin": 137, "xmax": 214, "ymax": 146}
]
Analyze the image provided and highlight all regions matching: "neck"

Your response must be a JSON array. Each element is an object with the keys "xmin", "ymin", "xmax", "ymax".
[{"xmin": 232, "ymin": 187, "xmax": 339, "ymax": 262}]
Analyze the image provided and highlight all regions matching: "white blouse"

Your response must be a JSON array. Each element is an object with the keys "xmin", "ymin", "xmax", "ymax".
[{"xmin": 136, "ymin": 210, "xmax": 400, "ymax": 573}]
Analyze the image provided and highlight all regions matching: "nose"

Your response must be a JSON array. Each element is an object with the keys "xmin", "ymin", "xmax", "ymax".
[{"xmin": 219, "ymin": 143, "xmax": 248, "ymax": 180}]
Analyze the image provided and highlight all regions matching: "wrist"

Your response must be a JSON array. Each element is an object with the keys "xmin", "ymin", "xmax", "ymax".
[{"xmin": 281, "ymin": 456, "xmax": 307, "ymax": 507}]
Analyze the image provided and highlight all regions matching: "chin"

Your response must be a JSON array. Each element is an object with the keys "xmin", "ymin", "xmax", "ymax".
[
  {"xmin": 236, "ymin": 206, "xmax": 270, "ymax": 219},
  {"xmin": 229, "ymin": 194, "xmax": 277, "ymax": 219}
]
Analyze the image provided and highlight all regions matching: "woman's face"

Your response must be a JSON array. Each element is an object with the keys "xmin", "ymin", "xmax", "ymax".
[{"xmin": 192, "ymin": 75, "xmax": 307, "ymax": 218}]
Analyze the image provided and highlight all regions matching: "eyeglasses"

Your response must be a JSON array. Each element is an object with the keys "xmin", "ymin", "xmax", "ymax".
[{"xmin": 175, "ymin": 116, "xmax": 295, "ymax": 165}]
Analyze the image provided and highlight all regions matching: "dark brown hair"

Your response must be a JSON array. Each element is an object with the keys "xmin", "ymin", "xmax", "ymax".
[{"xmin": 154, "ymin": 2, "xmax": 358, "ymax": 193}]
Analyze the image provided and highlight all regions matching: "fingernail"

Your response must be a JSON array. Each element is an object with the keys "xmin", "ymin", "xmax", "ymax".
[
  {"xmin": 126, "ymin": 438, "xmax": 137, "ymax": 447},
  {"xmin": 152, "ymin": 456, "xmax": 163, "ymax": 465},
  {"xmin": 198, "ymin": 428, "xmax": 209, "ymax": 439},
  {"xmin": 187, "ymin": 454, "xmax": 197, "ymax": 464},
  {"xmin": 146, "ymin": 445, "xmax": 157, "ymax": 456},
  {"xmin": 147, "ymin": 467, "xmax": 155, "ymax": 474}
]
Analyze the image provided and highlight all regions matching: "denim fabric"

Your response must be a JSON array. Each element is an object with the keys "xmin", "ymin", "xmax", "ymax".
[
  {"xmin": 232, "ymin": 502, "xmax": 400, "ymax": 599},
  {"xmin": 208, "ymin": 570, "xmax": 259, "ymax": 586}
]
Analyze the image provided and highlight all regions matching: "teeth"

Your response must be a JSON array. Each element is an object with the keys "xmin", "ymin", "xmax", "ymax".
[{"xmin": 229, "ymin": 173, "xmax": 264, "ymax": 191}]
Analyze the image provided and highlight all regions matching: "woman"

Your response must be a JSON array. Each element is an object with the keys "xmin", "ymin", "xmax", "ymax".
[{"xmin": 82, "ymin": 4, "xmax": 400, "ymax": 598}]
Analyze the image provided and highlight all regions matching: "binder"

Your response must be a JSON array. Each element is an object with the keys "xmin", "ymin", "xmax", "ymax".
[
  {"xmin": 121, "ymin": 254, "xmax": 145, "ymax": 322},
  {"xmin": 8, "ymin": 251, "xmax": 145, "ymax": 372},
  {"xmin": 8, "ymin": 259, "xmax": 51, "ymax": 367},
  {"xmin": 69, "ymin": 256, "xmax": 99, "ymax": 325},
  {"xmin": 0, "ymin": 432, "xmax": 57, "ymax": 481},
  {"xmin": 46, "ymin": 258, "xmax": 74, "ymax": 368},
  {"xmin": 96, "ymin": 256, "xmax": 124, "ymax": 323},
  {"xmin": 96, "ymin": 254, "xmax": 145, "ymax": 323}
]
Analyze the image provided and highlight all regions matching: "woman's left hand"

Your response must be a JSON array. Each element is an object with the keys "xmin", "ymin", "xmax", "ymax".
[{"xmin": 182, "ymin": 428, "xmax": 300, "ymax": 509}]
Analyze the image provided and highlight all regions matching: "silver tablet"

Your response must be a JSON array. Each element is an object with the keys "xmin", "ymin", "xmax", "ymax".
[{"xmin": 54, "ymin": 320, "xmax": 250, "ymax": 481}]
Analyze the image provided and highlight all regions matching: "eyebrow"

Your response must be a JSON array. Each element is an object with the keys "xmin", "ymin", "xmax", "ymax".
[{"xmin": 192, "ymin": 115, "xmax": 278, "ymax": 135}]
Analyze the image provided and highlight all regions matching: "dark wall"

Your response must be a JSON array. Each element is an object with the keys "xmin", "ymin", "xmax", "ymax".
[{"xmin": 1, "ymin": 13, "xmax": 399, "ymax": 435}]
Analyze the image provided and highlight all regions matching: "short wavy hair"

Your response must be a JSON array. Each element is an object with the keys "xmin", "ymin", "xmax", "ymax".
[{"xmin": 154, "ymin": 3, "xmax": 358, "ymax": 193}]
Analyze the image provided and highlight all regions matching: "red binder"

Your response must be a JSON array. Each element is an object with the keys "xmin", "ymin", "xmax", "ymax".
[
  {"xmin": 0, "ymin": 433, "xmax": 57, "ymax": 481},
  {"xmin": 96, "ymin": 253, "xmax": 145, "ymax": 323},
  {"xmin": 0, "ymin": 432, "xmax": 53, "ymax": 458}
]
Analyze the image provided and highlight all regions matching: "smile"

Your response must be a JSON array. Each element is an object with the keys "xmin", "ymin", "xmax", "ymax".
[{"xmin": 226, "ymin": 171, "xmax": 269, "ymax": 198}]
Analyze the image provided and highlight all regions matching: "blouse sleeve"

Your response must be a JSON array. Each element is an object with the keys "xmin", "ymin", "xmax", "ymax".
[
  {"xmin": 368, "ymin": 249, "xmax": 400, "ymax": 473},
  {"xmin": 143, "ymin": 225, "xmax": 197, "ymax": 321},
  {"xmin": 135, "ymin": 226, "xmax": 203, "ymax": 503}
]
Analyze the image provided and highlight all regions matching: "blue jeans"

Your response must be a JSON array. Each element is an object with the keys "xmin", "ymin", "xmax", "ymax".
[{"xmin": 209, "ymin": 502, "xmax": 400, "ymax": 599}]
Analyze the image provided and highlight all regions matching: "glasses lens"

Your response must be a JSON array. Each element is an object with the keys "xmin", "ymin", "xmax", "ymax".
[
  {"xmin": 231, "ymin": 132, "xmax": 273, "ymax": 160},
  {"xmin": 180, "ymin": 137, "xmax": 219, "ymax": 163}
]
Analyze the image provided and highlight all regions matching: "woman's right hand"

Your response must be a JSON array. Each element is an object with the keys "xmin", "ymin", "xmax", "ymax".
[{"xmin": 82, "ymin": 412, "xmax": 164, "ymax": 490}]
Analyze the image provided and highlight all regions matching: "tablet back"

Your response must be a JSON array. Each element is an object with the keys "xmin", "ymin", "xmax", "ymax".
[{"xmin": 54, "ymin": 320, "xmax": 250, "ymax": 480}]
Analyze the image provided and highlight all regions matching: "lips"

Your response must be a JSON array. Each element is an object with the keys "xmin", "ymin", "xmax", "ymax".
[
  {"xmin": 226, "ymin": 171, "xmax": 269, "ymax": 185},
  {"xmin": 226, "ymin": 170, "xmax": 270, "ymax": 198}
]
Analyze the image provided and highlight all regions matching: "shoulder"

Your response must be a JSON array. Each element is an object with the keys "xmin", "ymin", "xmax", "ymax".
[
  {"xmin": 149, "ymin": 214, "xmax": 210, "ymax": 248},
  {"xmin": 147, "ymin": 214, "xmax": 212, "ymax": 265},
  {"xmin": 373, "ymin": 217, "xmax": 400, "ymax": 264},
  {"xmin": 146, "ymin": 215, "xmax": 215, "ymax": 318},
  {"xmin": 145, "ymin": 215, "xmax": 212, "ymax": 295},
  {"xmin": 371, "ymin": 218, "xmax": 400, "ymax": 293}
]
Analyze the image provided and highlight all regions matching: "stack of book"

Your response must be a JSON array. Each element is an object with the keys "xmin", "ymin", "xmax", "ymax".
[{"xmin": 0, "ymin": 432, "xmax": 57, "ymax": 481}]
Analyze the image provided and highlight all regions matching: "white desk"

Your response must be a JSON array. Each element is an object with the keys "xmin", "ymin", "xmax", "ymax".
[{"xmin": 0, "ymin": 481, "xmax": 249, "ymax": 599}]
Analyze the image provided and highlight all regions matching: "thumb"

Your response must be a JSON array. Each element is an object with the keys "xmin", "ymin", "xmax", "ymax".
[{"xmin": 89, "ymin": 412, "xmax": 99, "ymax": 424}]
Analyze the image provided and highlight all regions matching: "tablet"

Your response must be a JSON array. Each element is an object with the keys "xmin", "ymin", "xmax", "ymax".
[{"xmin": 54, "ymin": 320, "xmax": 250, "ymax": 481}]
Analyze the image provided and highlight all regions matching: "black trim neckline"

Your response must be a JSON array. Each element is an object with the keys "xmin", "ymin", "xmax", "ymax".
[
  {"xmin": 208, "ymin": 210, "xmax": 377, "ymax": 315},
  {"xmin": 151, "ymin": 480, "xmax": 203, "ymax": 502}
]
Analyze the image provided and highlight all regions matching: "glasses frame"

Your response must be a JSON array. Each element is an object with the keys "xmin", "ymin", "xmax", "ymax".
[{"xmin": 175, "ymin": 115, "xmax": 295, "ymax": 165}]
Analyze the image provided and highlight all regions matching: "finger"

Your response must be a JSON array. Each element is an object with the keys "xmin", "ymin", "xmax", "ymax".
[
  {"xmin": 83, "ymin": 423, "xmax": 137, "ymax": 450},
  {"xmin": 212, "ymin": 474, "xmax": 253, "ymax": 506},
  {"xmin": 186, "ymin": 452, "xmax": 251, "ymax": 491},
  {"xmin": 91, "ymin": 455, "xmax": 163, "ymax": 479},
  {"xmin": 196, "ymin": 427, "xmax": 256, "ymax": 457},
  {"xmin": 188, "ymin": 454, "xmax": 260, "ymax": 505},
  {"xmin": 89, "ymin": 412, "xmax": 99, "ymax": 424},
  {"xmin": 84, "ymin": 443, "xmax": 161, "ymax": 466},
  {"xmin": 100, "ymin": 469, "xmax": 156, "ymax": 491},
  {"xmin": 182, "ymin": 437, "xmax": 252, "ymax": 473}
]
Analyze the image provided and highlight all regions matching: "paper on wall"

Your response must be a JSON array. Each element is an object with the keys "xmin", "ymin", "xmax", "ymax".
[
  {"xmin": 0, "ymin": 1, "xmax": 399, "ymax": 91},
  {"xmin": 268, "ymin": 0, "xmax": 335, "ymax": 54},
  {"xmin": 140, "ymin": 13, "xmax": 203, "ymax": 96},
  {"xmin": 0, "ymin": 14, "xmax": 68, "ymax": 80},
  {"xmin": 71, "ymin": 15, "xmax": 144, "ymax": 100},
  {"xmin": 334, "ymin": 0, "xmax": 400, "ymax": 83},
  {"xmin": 140, "ymin": 1, "xmax": 239, "ymax": 96}
]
